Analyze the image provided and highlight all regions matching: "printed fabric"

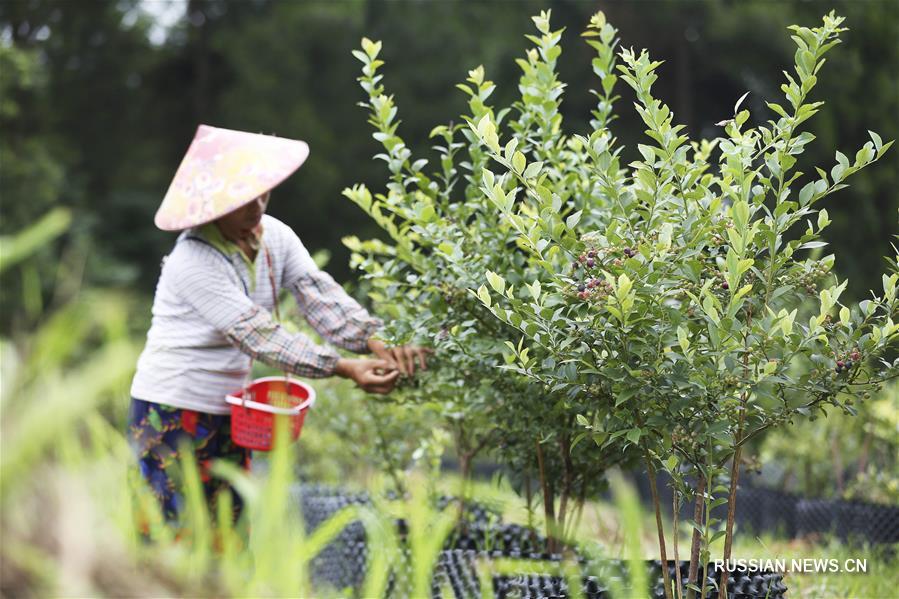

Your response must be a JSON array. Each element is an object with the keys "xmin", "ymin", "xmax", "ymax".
[{"xmin": 129, "ymin": 397, "xmax": 251, "ymax": 522}]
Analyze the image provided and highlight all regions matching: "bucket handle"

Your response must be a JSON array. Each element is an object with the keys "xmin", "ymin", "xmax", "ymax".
[{"xmin": 241, "ymin": 240, "xmax": 294, "ymax": 408}]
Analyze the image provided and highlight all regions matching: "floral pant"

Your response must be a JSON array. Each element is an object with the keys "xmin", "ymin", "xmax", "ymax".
[{"xmin": 128, "ymin": 398, "xmax": 251, "ymax": 522}]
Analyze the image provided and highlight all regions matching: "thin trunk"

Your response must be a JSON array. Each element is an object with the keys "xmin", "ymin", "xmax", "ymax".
[
  {"xmin": 458, "ymin": 452, "xmax": 472, "ymax": 526},
  {"xmin": 525, "ymin": 463, "xmax": 534, "ymax": 530},
  {"xmin": 673, "ymin": 486, "xmax": 683, "ymax": 599},
  {"xmin": 686, "ymin": 475, "xmax": 706, "ymax": 599},
  {"xmin": 557, "ymin": 430, "xmax": 574, "ymax": 548},
  {"xmin": 565, "ymin": 476, "xmax": 589, "ymax": 541},
  {"xmin": 804, "ymin": 457, "xmax": 813, "ymax": 496},
  {"xmin": 830, "ymin": 431, "xmax": 845, "ymax": 493},
  {"xmin": 718, "ymin": 448, "xmax": 743, "ymax": 599},
  {"xmin": 535, "ymin": 439, "xmax": 556, "ymax": 553},
  {"xmin": 647, "ymin": 457, "xmax": 673, "ymax": 599},
  {"xmin": 720, "ymin": 312, "xmax": 752, "ymax": 598},
  {"xmin": 856, "ymin": 430, "xmax": 873, "ymax": 478}
]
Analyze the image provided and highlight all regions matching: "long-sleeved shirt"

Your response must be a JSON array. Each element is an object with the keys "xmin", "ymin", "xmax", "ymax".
[{"xmin": 130, "ymin": 214, "xmax": 381, "ymax": 414}]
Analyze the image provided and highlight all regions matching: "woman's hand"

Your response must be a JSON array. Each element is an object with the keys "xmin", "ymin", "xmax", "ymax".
[
  {"xmin": 367, "ymin": 338, "xmax": 431, "ymax": 377},
  {"xmin": 334, "ymin": 358, "xmax": 400, "ymax": 394}
]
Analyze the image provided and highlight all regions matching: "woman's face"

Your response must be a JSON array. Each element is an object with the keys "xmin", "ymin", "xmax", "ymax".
[{"xmin": 215, "ymin": 191, "xmax": 270, "ymax": 241}]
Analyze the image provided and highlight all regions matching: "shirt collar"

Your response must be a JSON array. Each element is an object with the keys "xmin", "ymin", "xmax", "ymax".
[{"xmin": 196, "ymin": 221, "xmax": 264, "ymax": 264}]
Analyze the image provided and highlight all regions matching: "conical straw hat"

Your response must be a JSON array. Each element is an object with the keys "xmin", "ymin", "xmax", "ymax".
[{"xmin": 154, "ymin": 124, "xmax": 309, "ymax": 231}]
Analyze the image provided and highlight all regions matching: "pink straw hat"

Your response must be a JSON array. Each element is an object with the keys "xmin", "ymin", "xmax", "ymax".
[{"xmin": 154, "ymin": 124, "xmax": 310, "ymax": 231}]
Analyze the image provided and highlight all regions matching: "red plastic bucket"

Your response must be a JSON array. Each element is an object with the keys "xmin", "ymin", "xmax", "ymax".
[{"xmin": 226, "ymin": 376, "xmax": 316, "ymax": 451}]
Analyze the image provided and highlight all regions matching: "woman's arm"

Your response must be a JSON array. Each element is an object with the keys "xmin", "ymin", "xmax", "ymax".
[
  {"xmin": 276, "ymin": 220, "xmax": 429, "ymax": 375},
  {"xmin": 172, "ymin": 255, "xmax": 398, "ymax": 392},
  {"xmin": 171, "ymin": 252, "xmax": 341, "ymax": 377},
  {"xmin": 278, "ymin": 224, "xmax": 381, "ymax": 353}
]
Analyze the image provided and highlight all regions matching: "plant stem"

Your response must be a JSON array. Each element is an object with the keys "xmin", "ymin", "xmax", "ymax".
[
  {"xmin": 720, "ymin": 314, "xmax": 753, "ymax": 598},
  {"xmin": 535, "ymin": 439, "xmax": 556, "ymax": 553},
  {"xmin": 686, "ymin": 475, "xmax": 706, "ymax": 599},
  {"xmin": 647, "ymin": 455, "xmax": 673, "ymax": 599},
  {"xmin": 718, "ymin": 447, "xmax": 742, "ymax": 599},
  {"xmin": 525, "ymin": 462, "xmax": 534, "ymax": 531},
  {"xmin": 558, "ymin": 426, "xmax": 574, "ymax": 548},
  {"xmin": 700, "ymin": 471, "xmax": 713, "ymax": 599},
  {"xmin": 856, "ymin": 430, "xmax": 873, "ymax": 477},
  {"xmin": 673, "ymin": 485, "xmax": 683, "ymax": 599},
  {"xmin": 458, "ymin": 450, "xmax": 472, "ymax": 526},
  {"xmin": 830, "ymin": 430, "xmax": 844, "ymax": 494}
]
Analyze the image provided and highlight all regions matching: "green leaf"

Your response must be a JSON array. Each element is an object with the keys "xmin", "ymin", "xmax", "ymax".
[
  {"xmin": 0, "ymin": 208, "xmax": 72, "ymax": 274},
  {"xmin": 512, "ymin": 151, "xmax": 526, "ymax": 174},
  {"xmin": 706, "ymin": 420, "xmax": 729, "ymax": 436},
  {"xmin": 799, "ymin": 240, "xmax": 828, "ymax": 250},
  {"xmin": 565, "ymin": 210, "xmax": 583, "ymax": 229},
  {"xmin": 505, "ymin": 138, "xmax": 519, "ymax": 161},
  {"xmin": 486, "ymin": 270, "xmax": 505, "ymax": 294},
  {"xmin": 477, "ymin": 285, "xmax": 492, "ymax": 308},
  {"xmin": 523, "ymin": 161, "xmax": 544, "ymax": 179},
  {"xmin": 731, "ymin": 200, "xmax": 750, "ymax": 232},
  {"xmin": 677, "ymin": 325, "xmax": 690, "ymax": 353},
  {"xmin": 665, "ymin": 456, "xmax": 678, "ymax": 472},
  {"xmin": 839, "ymin": 306, "xmax": 850, "ymax": 326},
  {"xmin": 361, "ymin": 37, "xmax": 382, "ymax": 60},
  {"xmin": 626, "ymin": 428, "xmax": 642, "ymax": 444}
]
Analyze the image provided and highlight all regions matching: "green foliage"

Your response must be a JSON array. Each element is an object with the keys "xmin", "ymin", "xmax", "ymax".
[
  {"xmin": 466, "ymin": 7, "xmax": 898, "ymax": 587},
  {"xmin": 345, "ymin": 10, "xmax": 634, "ymax": 544}
]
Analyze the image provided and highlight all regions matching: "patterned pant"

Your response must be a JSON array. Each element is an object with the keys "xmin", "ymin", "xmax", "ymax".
[{"xmin": 128, "ymin": 398, "xmax": 251, "ymax": 522}]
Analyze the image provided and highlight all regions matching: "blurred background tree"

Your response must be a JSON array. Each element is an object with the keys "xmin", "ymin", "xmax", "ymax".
[{"xmin": 2, "ymin": 0, "xmax": 895, "ymax": 337}]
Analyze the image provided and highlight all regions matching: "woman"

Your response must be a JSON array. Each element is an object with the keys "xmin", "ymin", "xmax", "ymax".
[{"xmin": 130, "ymin": 124, "xmax": 427, "ymax": 520}]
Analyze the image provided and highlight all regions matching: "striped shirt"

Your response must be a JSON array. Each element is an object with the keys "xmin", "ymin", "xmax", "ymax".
[{"xmin": 130, "ymin": 214, "xmax": 381, "ymax": 414}]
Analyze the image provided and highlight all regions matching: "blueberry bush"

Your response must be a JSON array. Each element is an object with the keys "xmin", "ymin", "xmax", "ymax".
[
  {"xmin": 473, "ymin": 10, "xmax": 898, "ymax": 599},
  {"xmin": 346, "ymin": 8, "xmax": 898, "ymax": 597},
  {"xmin": 343, "ymin": 11, "xmax": 634, "ymax": 546}
]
